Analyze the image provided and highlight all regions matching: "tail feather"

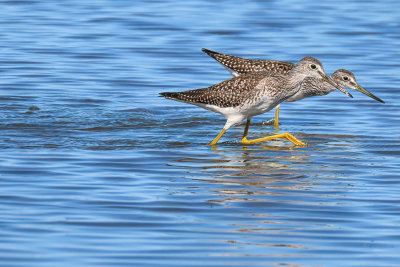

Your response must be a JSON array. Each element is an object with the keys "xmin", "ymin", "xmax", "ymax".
[
  {"xmin": 159, "ymin": 92, "xmax": 179, "ymax": 99},
  {"xmin": 160, "ymin": 91, "xmax": 205, "ymax": 104},
  {"xmin": 160, "ymin": 89, "xmax": 205, "ymax": 104},
  {"xmin": 201, "ymin": 48, "xmax": 222, "ymax": 59}
]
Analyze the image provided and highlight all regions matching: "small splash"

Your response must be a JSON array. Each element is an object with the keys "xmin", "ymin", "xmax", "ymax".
[{"xmin": 261, "ymin": 119, "xmax": 275, "ymax": 126}]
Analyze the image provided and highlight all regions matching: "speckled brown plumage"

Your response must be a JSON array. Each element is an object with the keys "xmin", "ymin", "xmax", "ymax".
[
  {"xmin": 161, "ymin": 72, "xmax": 271, "ymax": 108},
  {"xmin": 202, "ymin": 48, "xmax": 294, "ymax": 76}
]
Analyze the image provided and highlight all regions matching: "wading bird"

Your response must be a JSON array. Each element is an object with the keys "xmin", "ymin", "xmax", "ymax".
[{"xmin": 161, "ymin": 57, "xmax": 352, "ymax": 146}]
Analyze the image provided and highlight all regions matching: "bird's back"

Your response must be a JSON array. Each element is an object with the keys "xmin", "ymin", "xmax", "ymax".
[
  {"xmin": 160, "ymin": 72, "xmax": 269, "ymax": 108},
  {"xmin": 202, "ymin": 48, "xmax": 294, "ymax": 76}
]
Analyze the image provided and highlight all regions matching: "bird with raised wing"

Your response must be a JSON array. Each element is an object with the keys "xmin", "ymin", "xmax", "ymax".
[{"xmin": 202, "ymin": 48, "xmax": 384, "ymax": 127}]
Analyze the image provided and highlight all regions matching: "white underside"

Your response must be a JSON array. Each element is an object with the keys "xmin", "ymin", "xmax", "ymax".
[
  {"xmin": 192, "ymin": 103, "xmax": 245, "ymax": 129},
  {"xmin": 193, "ymin": 97, "xmax": 277, "ymax": 130}
]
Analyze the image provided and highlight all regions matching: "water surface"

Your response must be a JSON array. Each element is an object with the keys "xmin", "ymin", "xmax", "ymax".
[{"xmin": 1, "ymin": 0, "xmax": 400, "ymax": 266}]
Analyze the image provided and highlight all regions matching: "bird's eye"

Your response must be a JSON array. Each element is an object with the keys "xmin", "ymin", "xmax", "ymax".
[
  {"xmin": 310, "ymin": 64, "xmax": 317, "ymax": 69},
  {"xmin": 343, "ymin": 76, "xmax": 349, "ymax": 81}
]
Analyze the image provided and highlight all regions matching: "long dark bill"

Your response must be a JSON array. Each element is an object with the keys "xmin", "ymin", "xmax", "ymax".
[
  {"xmin": 320, "ymin": 72, "xmax": 353, "ymax": 98},
  {"xmin": 355, "ymin": 84, "xmax": 385, "ymax": 103}
]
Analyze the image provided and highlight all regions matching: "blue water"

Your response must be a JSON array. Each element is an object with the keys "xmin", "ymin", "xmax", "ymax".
[{"xmin": 1, "ymin": 0, "xmax": 400, "ymax": 266}]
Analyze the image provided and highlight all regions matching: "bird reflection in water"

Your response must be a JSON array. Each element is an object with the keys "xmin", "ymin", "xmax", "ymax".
[{"xmin": 169, "ymin": 138, "xmax": 356, "ymax": 257}]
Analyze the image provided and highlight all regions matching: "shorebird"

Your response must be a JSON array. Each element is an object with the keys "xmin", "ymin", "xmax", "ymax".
[
  {"xmin": 160, "ymin": 57, "xmax": 352, "ymax": 146},
  {"xmin": 202, "ymin": 48, "xmax": 384, "ymax": 127}
]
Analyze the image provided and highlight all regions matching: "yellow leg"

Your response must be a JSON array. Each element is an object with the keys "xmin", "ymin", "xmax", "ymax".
[
  {"xmin": 243, "ymin": 119, "xmax": 251, "ymax": 139},
  {"xmin": 241, "ymin": 118, "xmax": 306, "ymax": 146},
  {"xmin": 274, "ymin": 104, "xmax": 280, "ymax": 129},
  {"xmin": 208, "ymin": 128, "xmax": 227, "ymax": 145},
  {"xmin": 242, "ymin": 132, "xmax": 306, "ymax": 146}
]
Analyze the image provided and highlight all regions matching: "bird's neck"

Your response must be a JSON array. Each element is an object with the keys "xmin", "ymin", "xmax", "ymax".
[
  {"xmin": 322, "ymin": 79, "xmax": 337, "ymax": 93},
  {"xmin": 285, "ymin": 72, "xmax": 308, "ymax": 94},
  {"xmin": 301, "ymin": 77, "xmax": 335, "ymax": 96}
]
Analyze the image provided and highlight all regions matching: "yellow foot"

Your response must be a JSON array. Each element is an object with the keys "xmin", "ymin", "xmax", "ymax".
[{"xmin": 241, "ymin": 132, "xmax": 306, "ymax": 147}]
